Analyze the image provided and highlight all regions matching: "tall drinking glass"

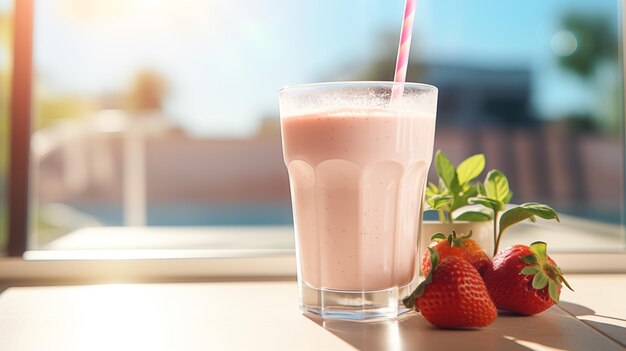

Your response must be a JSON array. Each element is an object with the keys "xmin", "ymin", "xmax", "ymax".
[{"xmin": 279, "ymin": 82, "xmax": 438, "ymax": 320}]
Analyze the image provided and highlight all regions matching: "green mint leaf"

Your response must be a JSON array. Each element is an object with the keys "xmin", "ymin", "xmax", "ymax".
[
  {"xmin": 498, "ymin": 204, "xmax": 559, "ymax": 238},
  {"xmin": 430, "ymin": 233, "xmax": 447, "ymax": 242},
  {"xmin": 468, "ymin": 196, "xmax": 503, "ymax": 212},
  {"xmin": 477, "ymin": 182, "xmax": 487, "ymax": 196},
  {"xmin": 427, "ymin": 195, "xmax": 452, "ymax": 211},
  {"xmin": 521, "ymin": 266, "xmax": 540, "ymax": 275},
  {"xmin": 519, "ymin": 203, "xmax": 560, "ymax": 222},
  {"xmin": 438, "ymin": 178, "xmax": 446, "ymax": 191},
  {"xmin": 457, "ymin": 154, "xmax": 486, "ymax": 185},
  {"xmin": 426, "ymin": 182, "xmax": 439, "ymax": 198},
  {"xmin": 532, "ymin": 271, "xmax": 549, "ymax": 290},
  {"xmin": 548, "ymin": 279, "xmax": 560, "ymax": 303},
  {"xmin": 435, "ymin": 151, "xmax": 460, "ymax": 192},
  {"xmin": 499, "ymin": 207, "xmax": 537, "ymax": 236},
  {"xmin": 530, "ymin": 241, "xmax": 548, "ymax": 258},
  {"xmin": 449, "ymin": 185, "xmax": 478, "ymax": 212},
  {"xmin": 521, "ymin": 254, "xmax": 539, "ymax": 265},
  {"xmin": 503, "ymin": 190, "xmax": 514, "ymax": 204},
  {"xmin": 485, "ymin": 170, "xmax": 510, "ymax": 203},
  {"xmin": 455, "ymin": 211, "xmax": 492, "ymax": 222}
]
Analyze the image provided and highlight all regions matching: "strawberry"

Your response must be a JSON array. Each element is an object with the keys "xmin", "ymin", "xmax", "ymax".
[
  {"xmin": 404, "ymin": 248, "xmax": 497, "ymax": 328},
  {"xmin": 421, "ymin": 231, "xmax": 490, "ymax": 275},
  {"xmin": 482, "ymin": 241, "xmax": 573, "ymax": 315}
]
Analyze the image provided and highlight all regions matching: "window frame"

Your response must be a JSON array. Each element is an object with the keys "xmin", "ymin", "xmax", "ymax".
[
  {"xmin": 6, "ymin": 0, "xmax": 32, "ymax": 256},
  {"xmin": 2, "ymin": 0, "xmax": 626, "ymax": 278}
]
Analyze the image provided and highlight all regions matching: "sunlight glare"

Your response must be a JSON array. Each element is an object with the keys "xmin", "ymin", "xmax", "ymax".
[
  {"xmin": 504, "ymin": 335, "xmax": 569, "ymax": 351},
  {"xmin": 59, "ymin": 0, "xmax": 127, "ymax": 22},
  {"xmin": 73, "ymin": 284, "xmax": 165, "ymax": 350}
]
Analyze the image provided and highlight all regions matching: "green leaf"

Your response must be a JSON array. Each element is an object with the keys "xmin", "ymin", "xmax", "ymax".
[
  {"xmin": 485, "ymin": 170, "xmax": 511, "ymax": 203},
  {"xmin": 451, "ymin": 237, "xmax": 463, "ymax": 248},
  {"xmin": 403, "ymin": 271, "xmax": 432, "ymax": 308},
  {"xmin": 532, "ymin": 271, "xmax": 549, "ymax": 289},
  {"xmin": 455, "ymin": 211, "xmax": 492, "ymax": 222},
  {"xmin": 559, "ymin": 275, "xmax": 574, "ymax": 291},
  {"xmin": 499, "ymin": 204, "xmax": 559, "ymax": 236},
  {"xmin": 521, "ymin": 254, "xmax": 539, "ymax": 265},
  {"xmin": 438, "ymin": 178, "xmax": 446, "ymax": 191},
  {"xmin": 499, "ymin": 207, "xmax": 537, "ymax": 236},
  {"xmin": 449, "ymin": 185, "xmax": 478, "ymax": 212},
  {"xmin": 427, "ymin": 195, "xmax": 452, "ymax": 210},
  {"xmin": 425, "ymin": 182, "xmax": 439, "ymax": 198},
  {"xmin": 530, "ymin": 241, "xmax": 548, "ymax": 258},
  {"xmin": 435, "ymin": 151, "xmax": 460, "ymax": 192},
  {"xmin": 468, "ymin": 196, "xmax": 503, "ymax": 212},
  {"xmin": 477, "ymin": 182, "xmax": 487, "ymax": 196},
  {"xmin": 521, "ymin": 266, "xmax": 540, "ymax": 275},
  {"xmin": 519, "ymin": 203, "xmax": 560, "ymax": 221},
  {"xmin": 503, "ymin": 190, "xmax": 514, "ymax": 204},
  {"xmin": 404, "ymin": 248, "xmax": 440, "ymax": 308},
  {"xmin": 457, "ymin": 154, "xmax": 485, "ymax": 185},
  {"xmin": 430, "ymin": 233, "xmax": 447, "ymax": 242},
  {"xmin": 429, "ymin": 247, "xmax": 439, "ymax": 269},
  {"xmin": 548, "ymin": 279, "xmax": 560, "ymax": 303}
]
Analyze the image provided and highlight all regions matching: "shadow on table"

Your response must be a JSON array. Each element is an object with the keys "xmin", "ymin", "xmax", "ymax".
[
  {"xmin": 306, "ymin": 302, "xmax": 626, "ymax": 351},
  {"xmin": 306, "ymin": 312, "xmax": 529, "ymax": 351},
  {"xmin": 560, "ymin": 301, "xmax": 626, "ymax": 347}
]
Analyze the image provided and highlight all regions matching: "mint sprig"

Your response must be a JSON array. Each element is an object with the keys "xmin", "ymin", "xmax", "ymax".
[
  {"xmin": 425, "ymin": 151, "xmax": 486, "ymax": 224},
  {"xmin": 426, "ymin": 151, "xmax": 561, "ymax": 256},
  {"xmin": 468, "ymin": 170, "xmax": 559, "ymax": 256}
]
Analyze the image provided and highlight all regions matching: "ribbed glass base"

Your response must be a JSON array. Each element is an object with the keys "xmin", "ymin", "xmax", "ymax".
[{"xmin": 299, "ymin": 282, "xmax": 414, "ymax": 321}]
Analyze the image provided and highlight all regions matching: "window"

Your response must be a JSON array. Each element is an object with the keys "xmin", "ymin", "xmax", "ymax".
[{"xmin": 2, "ymin": 0, "xmax": 625, "ymax": 259}]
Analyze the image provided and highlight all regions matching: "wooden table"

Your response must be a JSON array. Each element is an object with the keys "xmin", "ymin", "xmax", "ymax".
[{"xmin": 0, "ymin": 275, "xmax": 624, "ymax": 350}]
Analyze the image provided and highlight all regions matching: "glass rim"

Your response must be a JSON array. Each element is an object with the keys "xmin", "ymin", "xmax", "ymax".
[{"xmin": 278, "ymin": 81, "xmax": 438, "ymax": 94}]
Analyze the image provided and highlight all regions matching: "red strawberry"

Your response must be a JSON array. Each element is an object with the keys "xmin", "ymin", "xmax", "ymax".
[
  {"xmin": 421, "ymin": 231, "xmax": 490, "ymax": 275},
  {"xmin": 482, "ymin": 241, "xmax": 573, "ymax": 315},
  {"xmin": 404, "ymin": 248, "xmax": 497, "ymax": 328}
]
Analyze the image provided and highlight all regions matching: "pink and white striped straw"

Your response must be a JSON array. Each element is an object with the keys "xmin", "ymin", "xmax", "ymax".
[{"xmin": 391, "ymin": 0, "xmax": 417, "ymax": 101}]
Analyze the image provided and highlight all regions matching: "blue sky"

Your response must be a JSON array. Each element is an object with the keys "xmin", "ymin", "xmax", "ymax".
[{"xmin": 29, "ymin": 0, "xmax": 620, "ymax": 136}]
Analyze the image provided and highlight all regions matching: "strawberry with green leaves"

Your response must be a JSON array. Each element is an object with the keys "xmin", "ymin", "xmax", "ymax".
[
  {"xmin": 405, "ymin": 248, "xmax": 497, "ymax": 328},
  {"xmin": 421, "ymin": 231, "xmax": 490, "ymax": 275},
  {"xmin": 482, "ymin": 241, "xmax": 573, "ymax": 315}
]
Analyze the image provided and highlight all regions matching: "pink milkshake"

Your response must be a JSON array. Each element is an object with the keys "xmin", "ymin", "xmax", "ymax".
[{"xmin": 279, "ymin": 82, "xmax": 437, "ymax": 319}]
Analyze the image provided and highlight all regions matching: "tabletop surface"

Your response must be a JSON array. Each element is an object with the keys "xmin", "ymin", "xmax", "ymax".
[{"xmin": 0, "ymin": 274, "xmax": 624, "ymax": 351}]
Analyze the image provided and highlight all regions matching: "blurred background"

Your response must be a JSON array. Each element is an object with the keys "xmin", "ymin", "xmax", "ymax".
[{"xmin": 0, "ymin": 0, "xmax": 623, "ymax": 253}]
